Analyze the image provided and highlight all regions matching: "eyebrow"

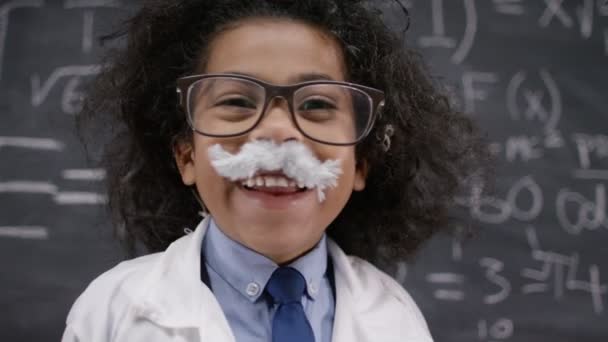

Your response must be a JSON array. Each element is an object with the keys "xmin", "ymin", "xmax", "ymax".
[{"xmin": 222, "ymin": 71, "xmax": 335, "ymax": 84}]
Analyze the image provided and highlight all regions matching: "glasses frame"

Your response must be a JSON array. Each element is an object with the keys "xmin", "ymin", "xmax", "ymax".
[{"xmin": 176, "ymin": 73, "xmax": 385, "ymax": 146}]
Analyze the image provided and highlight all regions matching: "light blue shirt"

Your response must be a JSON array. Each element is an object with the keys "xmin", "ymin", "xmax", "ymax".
[{"xmin": 202, "ymin": 218, "xmax": 335, "ymax": 342}]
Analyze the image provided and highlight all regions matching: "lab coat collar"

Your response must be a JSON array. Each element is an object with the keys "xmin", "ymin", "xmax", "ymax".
[
  {"xmin": 132, "ymin": 216, "xmax": 223, "ymax": 328},
  {"xmin": 132, "ymin": 216, "xmax": 339, "ymax": 327},
  {"xmin": 203, "ymin": 216, "xmax": 328, "ymax": 302}
]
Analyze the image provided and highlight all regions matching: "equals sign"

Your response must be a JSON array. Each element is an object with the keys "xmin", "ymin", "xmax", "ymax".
[
  {"xmin": 58, "ymin": 168, "xmax": 107, "ymax": 205},
  {"xmin": 492, "ymin": 0, "xmax": 525, "ymax": 15},
  {"xmin": 426, "ymin": 272, "xmax": 465, "ymax": 301}
]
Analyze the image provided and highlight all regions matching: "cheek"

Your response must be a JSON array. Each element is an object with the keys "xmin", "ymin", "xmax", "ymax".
[
  {"xmin": 320, "ymin": 145, "xmax": 357, "ymax": 178},
  {"xmin": 324, "ymin": 147, "xmax": 358, "ymax": 199},
  {"xmin": 191, "ymin": 139, "xmax": 235, "ymax": 207}
]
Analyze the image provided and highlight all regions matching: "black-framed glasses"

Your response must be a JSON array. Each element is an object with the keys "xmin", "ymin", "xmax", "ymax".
[{"xmin": 176, "ymin": 73, "xmax": 385, "ymax": 145}]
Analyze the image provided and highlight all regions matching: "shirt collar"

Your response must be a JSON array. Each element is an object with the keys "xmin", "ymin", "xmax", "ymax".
[{"xmin": 202, "ymin": 216, "xmax": 328, "ymax": 302}]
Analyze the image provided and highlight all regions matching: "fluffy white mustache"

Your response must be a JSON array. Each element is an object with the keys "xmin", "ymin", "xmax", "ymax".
[{"xmin": 208, "ymin": 140, "xmax": 342, "ymax": 202}]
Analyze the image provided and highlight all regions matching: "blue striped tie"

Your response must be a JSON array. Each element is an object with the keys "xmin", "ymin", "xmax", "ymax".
[{"xmin": 266, "ymin": 267, "xmax": 315, "ymax": 342}]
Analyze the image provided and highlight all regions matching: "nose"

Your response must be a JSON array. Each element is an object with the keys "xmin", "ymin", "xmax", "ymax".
[{"xmin": 248, "ymin": 97, "xmax": 304, "ymax": 144}]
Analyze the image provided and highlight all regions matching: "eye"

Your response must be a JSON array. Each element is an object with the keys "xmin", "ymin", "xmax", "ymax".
[
  {"xmin": 217, "ymin": 97, "xmax": 257, "ymax": 109},
  {"xmin": 299, "ymin": 98, "xmax": 336, "ymax": 111}
]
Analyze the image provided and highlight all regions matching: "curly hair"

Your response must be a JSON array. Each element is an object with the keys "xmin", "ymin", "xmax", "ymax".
[{"xmin": 78, "ymin": 0, "xmax": 490, "ymax": 264}]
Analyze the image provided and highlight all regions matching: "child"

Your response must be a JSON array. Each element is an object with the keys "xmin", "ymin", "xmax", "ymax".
[{"xmin": 63, "ymin": 0, "xmax": 488, "ymax": 341}]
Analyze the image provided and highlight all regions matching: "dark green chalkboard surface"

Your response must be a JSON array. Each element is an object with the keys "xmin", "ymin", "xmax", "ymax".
[{"xmin": 1, "ymin": 1, "xmax": 606, "ymax": 341}]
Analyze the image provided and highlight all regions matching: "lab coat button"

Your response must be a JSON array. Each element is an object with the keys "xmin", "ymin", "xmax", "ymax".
[{"xmin": 246, "ymin": 282, "xmax": 260, "ymax": 296}]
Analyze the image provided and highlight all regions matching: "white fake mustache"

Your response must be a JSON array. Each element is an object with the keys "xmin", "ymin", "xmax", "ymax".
[{"xmin": 208, "ymin": 140, "xmax": 342, "ymax": 202}]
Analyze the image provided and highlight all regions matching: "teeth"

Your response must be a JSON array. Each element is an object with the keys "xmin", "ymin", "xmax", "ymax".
[
  {"xmin": 240, "ymin": 175, "xmax": 306, "ymax": 189},
  {"xmin": 255, "ymin": 177, "xmax": 264, "ymax": 187},
  {"xmin": 264, "ymin": 177, "xmax": 277, "ymax": 187},
  {"xmin": 276, "ymin": 178, "xmax": 288, "ymax": 187}
]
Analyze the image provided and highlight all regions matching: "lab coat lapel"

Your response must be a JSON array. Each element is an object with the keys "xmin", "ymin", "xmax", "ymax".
[
  {"xmin": 327, "ymin": 238, "xmax": 365, "ymax": 342},
  {"xmin": 134, "ymin": 215, "xmax": 235, "ymax": 341}
]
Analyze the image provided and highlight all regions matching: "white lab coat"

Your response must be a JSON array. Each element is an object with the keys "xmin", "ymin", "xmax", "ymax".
[{"xmin": 62, "ymin": 216, "xmax": 434, "ymax": 342}]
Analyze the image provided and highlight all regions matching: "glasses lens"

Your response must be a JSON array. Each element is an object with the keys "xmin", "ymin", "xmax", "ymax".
[
  {"xmin": 187, "ymin": 77, "xmax": 265, "ymax": 135},
  {"xmin": 293, "ymin": 84, "xmax": 373, "ymax": 144}
]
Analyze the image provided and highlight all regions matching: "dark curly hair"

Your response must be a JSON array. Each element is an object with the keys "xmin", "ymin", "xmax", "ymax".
[{"xmin": 78, "ymin": 0, "xmax": 490, "ymax": 264}]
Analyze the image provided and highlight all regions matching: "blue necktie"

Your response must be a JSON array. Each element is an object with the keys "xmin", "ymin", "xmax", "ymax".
[{"xmin": 266, "ymin": 267, "xmax": 315, "ymax": 342}]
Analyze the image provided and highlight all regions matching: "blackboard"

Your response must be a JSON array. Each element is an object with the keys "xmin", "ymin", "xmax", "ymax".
[{"xmin": 1, "ymin": 1, "xmax": 606, "ymax": 341}]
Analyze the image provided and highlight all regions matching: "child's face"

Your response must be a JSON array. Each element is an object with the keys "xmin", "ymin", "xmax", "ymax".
[{"xmin": 174, "ymin": 18, "xmax": 367, "ymax": 264}]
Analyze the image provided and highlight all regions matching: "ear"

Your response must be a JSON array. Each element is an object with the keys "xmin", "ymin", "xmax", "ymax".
[
  {"xmin": 353, "ymin": 158, "xmax": 368, "ymax": 191},
  {"xmin": 173, "ymin": 140, "xmax": 196, "ymax": 186}
]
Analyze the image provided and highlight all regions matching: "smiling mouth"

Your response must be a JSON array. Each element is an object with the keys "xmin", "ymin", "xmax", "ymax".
[{"xmin": 238, "ymin": 173, "xmax": 310, "ymax": 195}]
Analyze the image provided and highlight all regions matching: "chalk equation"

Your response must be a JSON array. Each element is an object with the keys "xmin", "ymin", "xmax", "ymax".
[
  {"xmin": 456, "ymin": 175, "xmax": 608, "ymax": 235},
  {"xmin": 398, "ymin": 226, "xmax": 606, "ymax": 315},
  {"xmin": 412, "ymin": 0, "xmax": 608, "ymax": 63},
  {"xmin": 0, "ymin": 134, "xmax": 107, "ymax": 208}
]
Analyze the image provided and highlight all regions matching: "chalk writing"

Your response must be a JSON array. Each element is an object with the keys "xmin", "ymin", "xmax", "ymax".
[
  {"xmin": 418, "ymin": 0, "xmax": 477, "ymax": 64},
  {"xmin": 506, "ymin": 69, "xmax": 561, "ymax": 132},
  {"xmin": 539, "ymin": 0, "xmax": 574, "ymax": 29},
  {"xmin": 462, "ymin": 71, "xmax": 499, "ymax": 114},
  {"xmin": 457, "ymin": 175, "xmax": 543, "ymax": 224},
  {"xmin": 492, "ymin": 0, "xmax": 524, "ymax": 16},
  {"xmin": 556, "ymin": 184, "xmax": 607, "ymax": 234},
  {"xmin": 492, "ymin": 131, "xmax": 565, "ymax": 163},
  {"xmin": 522, "ymin": 226, "xmax": 607, "ymax": 314},
  {"xmin": 426, "ymin": 272, "xmax": 466, "ymax": 301},
  {"xmin": 577, "ymin": 0, "xmax": 595, "ymax": 39},
  {"xmin": 418, "ymin": 0, "xmax": 455, "ymax": 48},
  {"xmin": 478, "ymin": 318, "xmax": 514, "ymax": 341},
  {"xmin": 64, "ymin": 0, "xmax": 122, "ymax": 53},
  {"xmin": 538, "ymin": 0, "xmax": 608, "ymax": 42},
  {"xmin": 0, "ymin": 226, "xmax": 49, "ymax": 240},
  {"xmin": 0, "ymin": 181, "xmax": 57, "ymax": 194},
  {"xmin": 573, "ymin": 169, "xmax": 608, "ymax": 180},
  {"xmin": 0, "ymin": 180, "xmax": 107, "ymax": 205},
  {"xmin": 572, "ymin": 133, "xmax": 608, "ymax": 169},
  {"xmin": 55, "ymin": 191, "xmax": 107, "ymax": 205},
  {"xmin": 61, "ymin": 168, "xmax": 106, "ymax": 181},
  {"xmin": 30, "ymin": 65, "xmax": 100, "ymax": 114},
  {"xmin": 81, "ymin": 10, "xmax": 94, "ymax": 53},
  {"xmin": 480, "ymin": 257, "xmax": 511, "ymax": 305},
  {"xmin": 0, "ymin": 136, "xmax": 64, "ymax": 151},
  {"xmin": 62, "ymin": 76, "xmax": 87, "ymax": 114},
  {"xmin": 505, "ymin": 136, "xmax": 543, "ymax": 162}
]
